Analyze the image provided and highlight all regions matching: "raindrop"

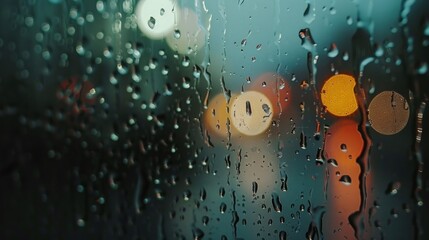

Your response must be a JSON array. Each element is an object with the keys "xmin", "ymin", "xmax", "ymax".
[
  {"xmin": 76, "ymin": 218, "xmax": 85, "ymax": 227},
  {"xmin": 339, "ymin": 175, "xmax": 352, "ymax": 185},
  {"xmin": 182, "ymin": 56, "xmax": 190, "ymax": 67},
  {"xmin": 148, "ymin": 17, "xmax": 156, "ymax": 29},
  {"xmin": 220, "ymin": 203, "xmax": 227, "ymax": 213},
  {"xmin": 271, "ymin": 193, "xmax": 283, "ymax": 213},
  {"xmin": 340, "ymin": 143, "xmax": 347, "ymax": 152},
  {"xmin": 416, "ymin": 62, "xmax": 428, "ymax": 74},
  {"xmin": 374, "ymin": 43, "xmax": 384, "ymax": 57},
  {"xmin": 327, "ymin": 43, "xmax": 338, "ymax": 58},
  {"xmin": 219, "ymin": 187, "xmax": 225, "ymax": 197},
  {"xmin": 386, "ymin": 181, "xmax": 401, "ymax": 195},
  {"xmin": 252, "ymin": 181, "xmax": 258, "ymax": 195},
  {"xmin": 200, "ymin": 188, "xmax": 207, "ymax": 201},
  {"xmin": 327, "ymin": 159, "xmax": 338, "ymax": 167},
  {"xmin": 303, "ymin": 4, "xmax": 315, "ymax": 24},
  {"xmin": 346, "ymin": 16, "xmax": 353, "ymax": 25},
  {"xmin": 300, "ymin": 132, "xmax": 307, "ymax": 149},
  {"xmin": 262, "ymin": 104, "xmax": 271, "ymax": 114},
  {"xmin": 202, "ymin": 216, "xmax": 209, "ymax": 225},
  {"xmin": 192, "ymin": 228, "xmax": 205, "ymax": 240},
  {"xmin": 183, "ymin": 190, "xmax": 192, "ymax": 201},
  {"xmin": 245, "ymin": 101, "xmax": 252, "ymax": 116},
  {"xmin": 174, "ymin": 29, "xmax": 181, "ymax": 39}
]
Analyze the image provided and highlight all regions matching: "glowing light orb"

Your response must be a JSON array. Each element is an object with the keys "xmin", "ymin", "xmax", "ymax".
[
  {"xmin": 166, "ymin": 8, "xmax": 206, "ymax": 55},
  {"xmin": 368, "ymin": 91, "xmax": 409, "ymax": 135},
  {"xmin": 324, "ymin": 119, "xmax": 364, "ymax": 163},
  {"xmin": 230, "ymin": 91, "xmax": 273, "ymax": 136},
  {"xmin": 135, "ymin": 0, "xmax": 178, "ymax": 40},
  {"xmin": 203, "ymin": 93, "xmax": 237, "ymax": 138},
  {"xmin": 248, "ymin": 73, "xmax": 290, "ymax": 117},
  {"xmin": 321, "ymin": 74, "xmax": 358, "ymax": 117}
]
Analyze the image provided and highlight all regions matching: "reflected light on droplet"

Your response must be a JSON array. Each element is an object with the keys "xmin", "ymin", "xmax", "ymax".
[
  {"xmin": 248, "ymin": 73, "xmax": 290, "ymax": 117},
  {"xmin": 166, "ymin": 8, "xmax": 206, "ymax": 55},
  {"xmin": 321, "ymin": 74, "xmax": 358, "ymax": 117},
  {"xmin": 135, "ymin": 0, "xmax": 178, "ymax": 40},
  {"xmin": 230, "ymin": 91, "xmax": 273, "ymax": 136},
  {"xmin": 368, "ymin": 91, "xmax": 410, "ymax": 135},
  {"xmin": 203, "ymin": 93, "xmax": 238, "ymax": 139}
]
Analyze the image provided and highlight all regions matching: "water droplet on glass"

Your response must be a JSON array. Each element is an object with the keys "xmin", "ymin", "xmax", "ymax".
[
  {"xmin": 252, "ymin": 181, "xmax": 258, "ymax": 195},
  {"xmin": 192, "ymin": 228, "xmax": 205, "ymax": 240},
  {"xmin": 271, "ymin": 193, "xmax": 283, "ymax": 213},
  {"xmin": 220, "ymin": 202, "xmax": 227, "ymax": 213},
  {"xmin": 148, "ymin": 17, "xmax": 156, "ymax": 29},
  {"xmin": 327, "ymin": 159, "xmax": 338, "ymax": 167},
  {"xmin": 386, "ymin": 181, "xmax": 401, "ymax": 195},
  {"xmin": 346, "ymin": 16, "xmax": 353, "ymax": 25},
  {"xmin": 219, "ymin": 187, "xmax": 225, "ymax": 198},
  {"xmin": 340, "ymin": 143, "xmax": 347, "ymax": 152},
  {"xmin": 262, "ymin": 104, "xmax": 271, "ymax": 114},
  {"xmin": 339, "ymin": 175, "xmax": 352, "ymax": 185},
  {"xmin": 245, "ymin": 100, "xmax": 252, "ymax": 116},
  {"xmin": 279, "ymin": 231, "xmax": 287, "ymax": 240},
  {"xmin": 303, "ymin": 4, "xmax": 315, "ymax": 24},
  {"xmin": 327, "ymin": 43, "xmax": 339, "ymax": 58},
  {"xmin": 174, "ymin": 29, "xmax": 181, "ymax": 39}
]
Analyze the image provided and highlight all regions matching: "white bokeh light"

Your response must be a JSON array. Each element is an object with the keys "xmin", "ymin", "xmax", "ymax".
[
  {"xmin": 230, "ymin": 91, "xmax": 273, "ymax": 136},
  {"xmin": 166, "ymin": 8, "xmax": 206, "ymax": 55},
  {"xmin": 135, "ymin": 0, "xmax": 178, "ymax": 40}
]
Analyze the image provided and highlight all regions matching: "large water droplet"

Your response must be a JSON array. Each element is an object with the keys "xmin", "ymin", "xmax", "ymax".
[
  {"xmin": 148, "ymin": 17, "xmax": 156, "ymax": 29},
  {"xmin": 271, "ymin": 193, "xmax": 283, "ymax": 213},
  {"xmin": 339, "ymin": 175, "xmax": 352, "ymax": 185}
]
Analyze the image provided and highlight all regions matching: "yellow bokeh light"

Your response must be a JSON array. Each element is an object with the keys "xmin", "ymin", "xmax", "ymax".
[
  {"xmin": 321, "ymin": 74, "xmax": 358, "ymax": 117},
  {"xmin": 230, "ymin": 91, "xmax": 273, "ymax": 136},
  {"xmin": 203, "ymin": 93, "xmax": 237, "ymax": 139}
]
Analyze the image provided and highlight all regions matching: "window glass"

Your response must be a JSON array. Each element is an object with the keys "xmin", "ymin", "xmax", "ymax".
[{"xmin": 0, "ymin": 0, "xmax": 428, "ymax": 239}]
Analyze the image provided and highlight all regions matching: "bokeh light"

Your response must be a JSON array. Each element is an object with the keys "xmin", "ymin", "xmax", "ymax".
[
  {"xmin": 135, "ymin": 0, "xmax": 178, "ymax": 40},
  {"xmin": 368, "ymin": 91, "xmax": 410, "ymax": 135},
  {"xmin": 248, "ymin": 72, "xmax": 290, "ymax": 117},
  {"xmin": 166, "ymin": 8, "xmax": 206, "ymax": 55},
  {"xmin": 203, "ymin": 93, "xmax": 238, "ymax": 139},
  {"xmin": 321, "ymin": 74, "xmax": 358, "ymax": 117},
  {"xmin": 323, "ymin": 119, "xmax": 364, "ymax": 239},
  {"xmin": 324, "ymin": 118, "xmax": 364, "ymax": 162},
  {"xmin": 230, "ymin": 91, "xmax": 273, "ymax": 136}
]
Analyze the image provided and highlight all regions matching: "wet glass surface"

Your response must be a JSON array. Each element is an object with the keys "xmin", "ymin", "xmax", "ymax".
[{"xmin": 0, "ymin": 0, "xmax": 428, "ymax": 239}]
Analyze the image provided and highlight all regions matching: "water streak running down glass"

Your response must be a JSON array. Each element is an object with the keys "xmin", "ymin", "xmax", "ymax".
[{"xmin": 0, "ymin": 0, "xmax": 428, "ymax": 239}]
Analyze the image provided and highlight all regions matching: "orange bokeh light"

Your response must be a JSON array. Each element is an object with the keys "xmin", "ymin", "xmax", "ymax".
[
  {"xmin": 321, "ymin": 74, "xmax": 358, "ymax": 117},
  {"xmin": 324, "ymin": 118, "xmax": 364, "ymax": 163},
  {"xmin": 323, "ymin": 118, "xmax": 365, "ymax": 239},
  {"xmin": 203, "ymin": 93, "xmax": 238, "ymax": 139}
]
